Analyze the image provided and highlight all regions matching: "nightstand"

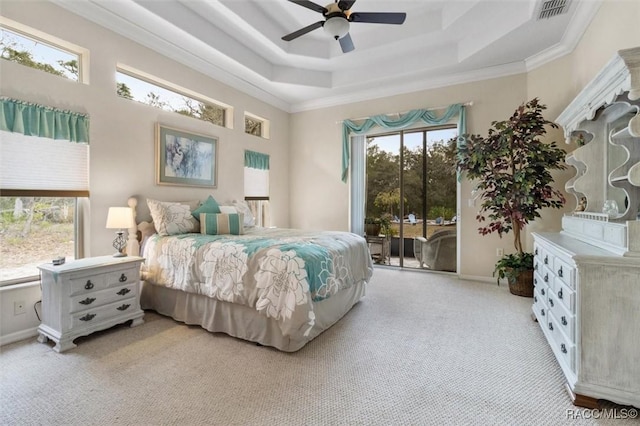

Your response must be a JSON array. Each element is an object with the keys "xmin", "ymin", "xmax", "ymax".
[
  {"xmin": 37, "ymin": 256, "xmax": 145, "ymax": 353},
  {"xmin": 365, "ymin": 235, "xmax": 390, "ymax": 265}
]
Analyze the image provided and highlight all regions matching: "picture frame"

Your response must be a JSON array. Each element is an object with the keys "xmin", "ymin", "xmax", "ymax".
[{"xmin": 155, "ymin": 124, "xmax": 218, "ymax": 188}]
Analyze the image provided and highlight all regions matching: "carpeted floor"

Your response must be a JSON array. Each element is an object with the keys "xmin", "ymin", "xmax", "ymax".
[{"xmin": 1, "ymin": 268, "xmax": 637, "ymax": 425}]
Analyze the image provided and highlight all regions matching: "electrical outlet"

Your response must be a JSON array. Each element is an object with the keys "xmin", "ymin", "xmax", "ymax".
[
  {"xmin": 14, "ymin": 301, "xmax": 26, "ymax": 315},
  {"xmin": 496, "ymin": 248, "xmax": 504, "ymax": 257}
]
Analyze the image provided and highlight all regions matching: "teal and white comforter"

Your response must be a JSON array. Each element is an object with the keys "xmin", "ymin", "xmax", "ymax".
[{"xmin": 141, "ymin": 228, "xmax": 373, "ymax": 336}]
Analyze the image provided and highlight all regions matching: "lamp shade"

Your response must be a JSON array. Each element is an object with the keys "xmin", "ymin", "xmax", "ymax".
[
  {"xmin": 106, "ymin": 207, "xmax": 135, "ymax": 229},
  {"xmin": 323, "ymin": 16, "xmax": 349, "ymax": 39}
]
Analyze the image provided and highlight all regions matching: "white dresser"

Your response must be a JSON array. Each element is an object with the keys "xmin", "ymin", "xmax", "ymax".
[
  {"xmin": 532, "ymin": 233, "xmax": 640, "ymax": 408},
  {"xmin": 37, "ymin": 256, "xmax": 145, "ymax": 353},
  {"xmin": 532, "ymin": 47, "xmax": 640, "ymax": 408}
]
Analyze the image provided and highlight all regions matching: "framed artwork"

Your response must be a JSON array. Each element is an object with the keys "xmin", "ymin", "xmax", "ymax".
[{"xmin": 156, "ymin": 124, "xmax": 217, "ymax": 187}]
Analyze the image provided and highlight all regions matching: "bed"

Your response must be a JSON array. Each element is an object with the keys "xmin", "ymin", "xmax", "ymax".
[{"xmin": 132, "ymin": 197, "xmax": 373, "ymax": 352}]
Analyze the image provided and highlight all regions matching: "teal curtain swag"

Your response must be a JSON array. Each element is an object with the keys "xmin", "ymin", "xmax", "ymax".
[
  {"xmin": 0, "ymin": 97, "xmax": 90, "ymax": 143},
  {"xmin": 244, "ymin": 150, "xmax": 270, "ymax": 170},
  {"xmin": 341, "ymin": 104, "xmax": 466, "ymax": 182}
]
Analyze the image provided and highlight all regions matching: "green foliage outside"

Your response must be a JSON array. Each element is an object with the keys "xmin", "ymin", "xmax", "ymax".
[
  {"xmin": 366, "ymin": 137, "xmax": 457, "ymax": 221},
  {"xmin": 1, "ymin": 34, "xmax": 78, "ymax": 80}
]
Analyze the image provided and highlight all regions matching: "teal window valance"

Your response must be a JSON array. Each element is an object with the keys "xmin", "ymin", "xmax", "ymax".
[
  {"xmin": 244, "ymin": 150, "xmax": 270, "ymax": 170},
  {"xmin": 341, "ymin": 104, "xmax": 466, "ymax": 182},
  {"xmin": 0, "ymin": 97, "xmax": 90, "ymax": 143}
]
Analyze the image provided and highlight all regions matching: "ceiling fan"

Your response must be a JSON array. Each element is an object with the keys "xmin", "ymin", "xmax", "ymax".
[{"xmin": 281, "ymin": 0, "xmax": 406, "ymax": 53}]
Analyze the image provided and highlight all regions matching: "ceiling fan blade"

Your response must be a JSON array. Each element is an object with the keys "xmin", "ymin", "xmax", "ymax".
[
  {"xmin": 349, "ymin": 12, "xmax": 406, "ymax": 24},
  {"xmin": 282, "ymin": 21, "xmax": 324, "ymax": 41},
  {"xmin": 337, "ymin": 0, "xmax": 356, "ymax": 11},
  {"xmin": 339, "ymin": 33, "xmax": 355, "ymax": 53},
  {"xmin": 287, "ymin": 0, "xmax": 328, "ymax": 14}
]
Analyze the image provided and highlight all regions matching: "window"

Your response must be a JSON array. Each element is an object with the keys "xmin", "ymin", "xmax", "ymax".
[
  {"xmin": 116, "ymin": 65, "xmax": 232, "ymax": 128},
  {"xmin": 0, "ymin": 17, "xmax": 87, "ymax": 83},
  {"xmin": 0, "ymin": 197, "xmax": 77, "ymax": 285},
  {"xmin": 0, "ymin": 98, "xmax": 89, "ymax": 286},
  {"xmin": 244, "ymin": 150, "xmax": 270, "ymax": 227},
  {"xmin": 244, "ymin": 112, "xmax": 270, "ymax": 139}
]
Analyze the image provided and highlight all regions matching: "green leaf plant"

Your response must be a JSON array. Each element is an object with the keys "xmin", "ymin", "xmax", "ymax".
[{"xmin": 456, "ymin": 98, "xmax": 566, "ymax": 284}]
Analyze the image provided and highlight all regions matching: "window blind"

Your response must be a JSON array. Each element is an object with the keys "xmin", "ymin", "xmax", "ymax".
[
  {"xmin": 0, "ymin": 98, "xmax": 89, "ymax": 197},
  {"xmin": 244, "ymin": 150, "xmax": 269, "ymax": 199},
  {"xmin": 0, "ymin": 131, "xmax": 89, "ymax": 197}
]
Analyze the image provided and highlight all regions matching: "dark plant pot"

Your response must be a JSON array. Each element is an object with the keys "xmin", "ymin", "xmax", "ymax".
[
  {"xmin": 390, "ymin": 237, "xmax": 415, "ymax": 258},
  {"xmin": 508, "ymin": 269, "xmax": 534, "ymax": 297},
  {"xmin": 365, "ymin": 224, "xmax": 381, "ymax": 236}
]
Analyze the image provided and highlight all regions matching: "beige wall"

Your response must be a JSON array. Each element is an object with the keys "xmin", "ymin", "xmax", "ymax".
[{"xmin": 289, "ymin": 0, "xmax": 640, "ymax": 280}]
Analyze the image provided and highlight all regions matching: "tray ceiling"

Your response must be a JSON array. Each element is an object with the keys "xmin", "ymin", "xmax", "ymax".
[{"xmin": 52, "ymin": 0, "xmax": 602, "ymax": 112}]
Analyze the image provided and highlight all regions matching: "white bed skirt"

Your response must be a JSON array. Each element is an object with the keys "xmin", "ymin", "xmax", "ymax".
[{"xmin": 140, "ymin": 281, "xmax": 367, "ymax": 352}]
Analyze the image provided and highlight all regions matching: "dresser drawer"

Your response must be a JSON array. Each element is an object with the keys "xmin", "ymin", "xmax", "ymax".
[
  {"xmin": 554, "ymin": 277, "xmax": 575, "ymax": 313},
  {"xmin": 105, "ymin": 266, "xmax": 139, "ymax": 288},
  {"xmin": 548, "ymin": 315, "xmax": 575, "ymax": 372},
  {"xmin": 553, "ymin": 256, "xmax": 575, "ymax": 290},
  {"xmin": 71, "ymin": 297, "xmax": 137, "ymax": 330},
  {"xmin": 69, "ymin": 283, "xmax": 138, "ymax": 314},
  {"xmin": 550, "ymin": 296, "xmax": 575, "ymax": 342}
]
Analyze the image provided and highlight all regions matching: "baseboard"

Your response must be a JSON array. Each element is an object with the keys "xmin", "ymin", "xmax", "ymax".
[{"xmin": 0, "ymin": 327, "xmax": 38, "ymax": 347}]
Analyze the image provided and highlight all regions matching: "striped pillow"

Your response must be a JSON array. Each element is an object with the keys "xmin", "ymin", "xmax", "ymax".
[{"xmin": 200, "ymin": 213, "xmax": 244, "ymax": 235}]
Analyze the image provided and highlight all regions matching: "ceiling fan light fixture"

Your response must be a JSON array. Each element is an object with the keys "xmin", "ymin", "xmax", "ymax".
[{"xmin": 323, "ymin": 16, "xmax": 349, "ymax": 40}]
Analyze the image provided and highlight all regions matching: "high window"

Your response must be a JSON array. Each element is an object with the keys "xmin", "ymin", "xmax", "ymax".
[
  {"xmin": 0, "ymin": 18, "xmax": 87, "ymax": 83},
  {"xmin": 116, "ymin": 66, "xmax": 232, "ymax": 128},
  {"xmin": 244, "ymin": 112, "xmax": 270, "ymax": 139}
]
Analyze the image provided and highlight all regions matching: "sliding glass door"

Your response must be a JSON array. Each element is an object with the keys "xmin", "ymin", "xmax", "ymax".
[{"xmin": 365, "ymin": 126, "xmax": 458, "ymax": 271}]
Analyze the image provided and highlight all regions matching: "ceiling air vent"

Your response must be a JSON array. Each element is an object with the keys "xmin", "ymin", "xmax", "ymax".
[{"xmin": 537, "ymin": 0, "xmax": 570, "ymax": 20}]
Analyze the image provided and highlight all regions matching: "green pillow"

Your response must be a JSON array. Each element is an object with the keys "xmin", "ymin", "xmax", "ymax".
[
  {"xmin": 192, "ymin": 195, "xmax": 221, "ymax": 220},
  {"xmin": 200, "ymin": 213, "xmax": 244, "ymax": 235}
]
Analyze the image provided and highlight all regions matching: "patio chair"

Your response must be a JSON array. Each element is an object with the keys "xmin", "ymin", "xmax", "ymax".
[{"xmin": 413, "ymin": 229, "xmax": 456, "ymax": 272}]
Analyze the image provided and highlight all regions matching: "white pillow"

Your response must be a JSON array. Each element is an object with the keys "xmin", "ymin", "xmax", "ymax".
[
  {"xmin": 219, "ymin": 205, "xmax": 237, "ymax": 214},
  {"xmin": 147, "ymin": 199, "xmax": 199, "ymax": 236},
  {"xmin": 232, "ymin": 201, "xmax": 256, "ymax": 228}
]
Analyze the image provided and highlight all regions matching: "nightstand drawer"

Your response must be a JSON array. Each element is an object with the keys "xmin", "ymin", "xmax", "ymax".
[
  {"xmin": 69, "ymin": 283, "xmax": 138, "ymax": 314},
  {"xmin": 69, "ymin": 274, "xmax": 107, "ymax": 296},
  {"xmin": 105, "ymin": 267, "xmax": 139, "ymax": 288},
  {"xmin": 71, "ymin": 297, "xmax": 137, "ymax": 329}
]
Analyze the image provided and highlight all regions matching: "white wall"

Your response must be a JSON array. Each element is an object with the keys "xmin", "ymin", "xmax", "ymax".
[
  {"xmin": 0, "ymin": 1, "xmax": 290, "ymax": 343},
  {"xmin": 288, "ymin": 0, "xmax": 640, "ymax": 280}
]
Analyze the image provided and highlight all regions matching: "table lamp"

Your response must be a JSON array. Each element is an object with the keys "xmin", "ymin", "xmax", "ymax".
[{"xmin": 105, "ymin": 207, "xmax": 136, "ymax": 257}]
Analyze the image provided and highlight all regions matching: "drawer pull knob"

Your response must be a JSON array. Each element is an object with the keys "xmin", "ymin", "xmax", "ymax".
[
  {"xmin": 548, "ymin": 322, "xmax": 553, "ymax": 331},
  {"xmin": 549, "ymin": 298, "xmax": 554, "ymax": 307},
  {"xmin": 84, "ymin": 280, "xmax": 94, "ymax": 290},
  {"xmin": 117, "ymin": 288, "xmax": 131, "ymax": 296},
  {"xmin": 557, "ymin": 267, "xmax": 563, "ymax": 277},
  {"xmin": 534, "ymin": 296, "xmax": 538, "ymax": 303},
  {"xmin": 544, "ymin": 274, "xmax": 549, "ymax": 283},
  {"xmin": 561, "ymin": 316, "xmax": 567, "ymax": 326},
  {"xmin": 544, "ymin": 255, "xmax": 548, "ymax": 265},
  {"xmin": 534, "ymin": 278, "xmax": 538, "ymax": 285},
  {"xmin": 79, "ymin": 297, "xmax": 96, "ymax": 305},
  {"xmin": 541, "ymin": 288, "xmax": 545, "ymax": 296},
  {"xmin": 558, "ymin": 289, "xmax": 563, "ymax": 299},
  {"xmin": 535, "ymin": 248, "xmax": 538, "ymax": 255},
  {"xmin": 534, "ymin": 263, "xmax": 538, "ymax": 271},
  {"xmin": 79, "ymin": 313, "xmax": 96, "ymax": 322},
  {"xmin": 117, "ymin": 304, "xmax": 131, "ymax": 311},
  {"xmin": 561, "ymin": 343, "xmax": 567, "ymax": 354},
  {"xmin": 541, "ymin": 308, "xmax": 545, "ymax": 316},
  {"xmin": 119, "ymin": 273, "xmax": 128, "ymax": 283}
]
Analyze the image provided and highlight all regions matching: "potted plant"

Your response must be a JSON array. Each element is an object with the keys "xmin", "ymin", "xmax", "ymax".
[
  {"xmin": 364, "ymin": 217, "xmax": 382, "ymax": 236},
  {"xmin": 456, "ymin": 98, "xmax": 566, "ymax": 296}
]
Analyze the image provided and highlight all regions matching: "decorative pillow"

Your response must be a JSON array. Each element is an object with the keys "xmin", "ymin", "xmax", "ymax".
[
  {"xmin": 147, "ymin": 199, "xmax": 199, "ymax": 236},
  {"xmin": 192, "ymin": 195, "xmax": 221, "ymax": 220},
  {"xmin": 219, "ymin": 205, "xmax": 237, "ymax": 214},
  {"xmin": 232, "ymin": 201, "xmax": 256, "ymax": 228},
  {"xmin": 200, "ymin": 213, "xmax": 244, "ymax": 235}
]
